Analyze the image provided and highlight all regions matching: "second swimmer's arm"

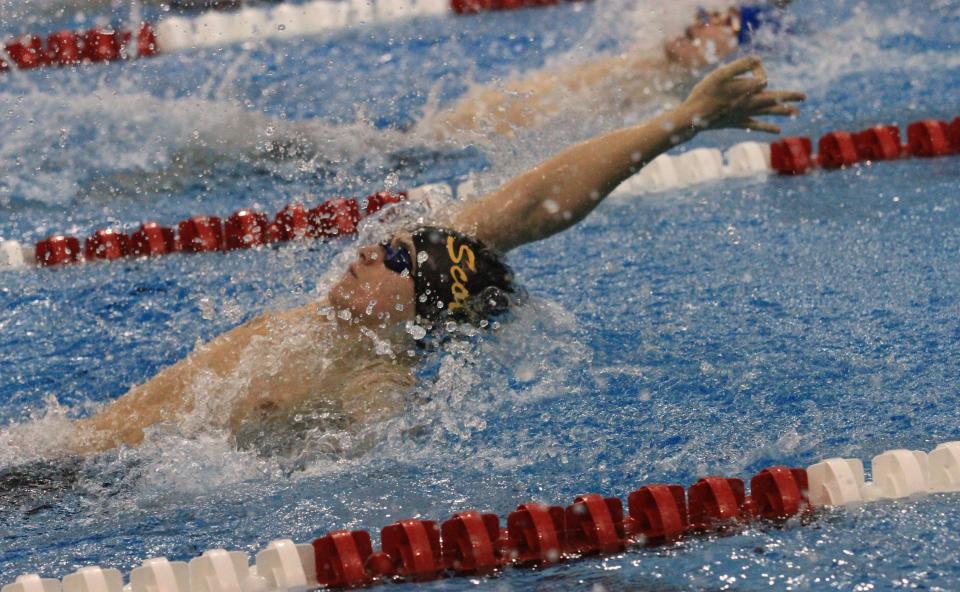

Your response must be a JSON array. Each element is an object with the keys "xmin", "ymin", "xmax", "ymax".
[{"xmin": 451, "ymin": 56, "xmax": 803, "ymax": 253}]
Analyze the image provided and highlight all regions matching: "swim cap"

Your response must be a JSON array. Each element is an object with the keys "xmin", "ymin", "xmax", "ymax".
[
  {"xmin": 410, "ymin": 226, "xmax": 515, "ymax": 325},
  {"xmin": 735, "ymin": 4, "xmax": 783, "ymax": 45}
]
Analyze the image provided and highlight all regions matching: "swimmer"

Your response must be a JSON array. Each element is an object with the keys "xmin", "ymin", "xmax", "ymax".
[
  {"xmin": 421, "ymin": 1, "xmax": 795, "ymax": 137},
  {"xmin": 63, "ymin": 56, "xmax": 803, "ymax": 456},
  {"xmin": 665, "ymin": 1, "xmax": 794, "ymax": 69}
]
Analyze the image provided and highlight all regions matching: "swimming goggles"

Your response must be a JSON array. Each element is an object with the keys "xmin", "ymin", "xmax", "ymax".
[{"xmin": 380, "ymin": 240, "xmax": 412, "ymax": 275}]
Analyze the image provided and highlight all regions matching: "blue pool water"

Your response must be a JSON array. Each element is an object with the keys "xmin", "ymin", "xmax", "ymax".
[{"xmin": 2, "ymin": 0, "xmax": 960, "ymax": 589}]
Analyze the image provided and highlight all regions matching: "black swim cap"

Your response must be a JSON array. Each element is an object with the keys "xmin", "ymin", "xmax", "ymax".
[{"xmin": 410, "ymin": 226, "xmax": 515, "ymax": 325}]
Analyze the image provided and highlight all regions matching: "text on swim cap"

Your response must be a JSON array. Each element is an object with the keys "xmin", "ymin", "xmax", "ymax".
[{"xmin": 446, "ymin": 235, "xmax": 476, "ymax": 312}]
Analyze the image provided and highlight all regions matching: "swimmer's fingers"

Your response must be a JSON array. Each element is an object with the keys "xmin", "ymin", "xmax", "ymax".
[
  {"xmin": 714, "ymin": 55, "xmax": 763, "ymax": 82},
  {"xmin": 727, "ymin": 75, "xmax": 768, "ymax": 98},
  {"xmin": 754, "ymin": 104, "xmax": 801, "ymax": 117},
  {"xmin": 743, "ymin": 118, "xmax": 782, "ymax": 134},
  {"xmin": 750, "ymin": 90, "xmax": 807, "ymax": 108}
]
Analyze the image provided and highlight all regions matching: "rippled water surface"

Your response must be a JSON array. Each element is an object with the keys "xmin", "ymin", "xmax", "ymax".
[{"xmin": 2, "ymin": 0, "xmax": 960, "ymax": 589}]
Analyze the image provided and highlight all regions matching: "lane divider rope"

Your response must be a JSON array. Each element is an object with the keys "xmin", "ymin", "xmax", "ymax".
[
  {"xmin": 0, "ymin": 0, "xmax": 587, "ymax": 73},
  {"xmin": 0, "ymin": 184, "xmax": 454, "ymax": 271},
  {"xmin": 2, "ymin": 115, "xmax": 958, "ymax": 273},
  {"xmin": 607, "ymin": 115, "xmax": 960, "ymax": 199},
  {"xmin": 3, "ymin": 441, "xmax": 958, "ymax": 591},
  {"xmin": 3, "ymin": 116, "xmax": 958, "ymax": 273}
]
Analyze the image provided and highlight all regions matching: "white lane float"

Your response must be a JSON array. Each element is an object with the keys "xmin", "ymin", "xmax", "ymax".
[
  {"xmin": 724, "ymin": 141, "xmax": 772, "ymax": 176},
  {"xmin": 253, "ymin": 540, "xmax": 316, "ymax": 591},
  {"xmin": 0, "ymin": 240, "xmax": 30, "ymax": 270},
  {"xmin": 2, "ymin": 575, "xmax": 62, "ymax": 592},
  {"xmin": 806, "ymin": 457, "xmax": 866, "ymax": 506},
  {"xmin": 128, "ymin": 558, "xmax": 190, "ymax": 592},
  {"xmin": 863, "ymin": 449, "xmax": 930, "ymax": 501},
  {"xmin": 673, "ymin": 147, "xmax": 724, "ymax": 185},
  {"xmin": 610, "ymin": 140, "xmax": 775, "ymax": 199},
  {"xmin": 61, "ymin": 568, "xmax": 123, "ymax": 592},
  {"xmin": 929, "ymin": 441, "xmax": 960, "ymax": 492},
  {"xmin": 188, "ymin": 550, "xmax": 250, "ymax": 592}
]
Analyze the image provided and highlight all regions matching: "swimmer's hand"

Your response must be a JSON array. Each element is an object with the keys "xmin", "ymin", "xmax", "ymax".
[{"xmin": 680, "ymin": 55, "xmax": 804, "ymax": 134}]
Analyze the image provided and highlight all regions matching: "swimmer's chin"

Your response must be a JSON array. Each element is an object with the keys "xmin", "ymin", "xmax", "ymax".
[{"xmin": 323, "ymin": 297, "xmax": 411, "ymax": 331}]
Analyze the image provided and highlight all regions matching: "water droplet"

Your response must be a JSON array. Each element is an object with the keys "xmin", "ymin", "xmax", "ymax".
[
  {"xmin": 405, "ymin": 322, "xmax": 427, "ymax": 340},
  {"xmin": 199, "ymin": 297, "xmax": 214, "ymax": 320},
  {"xmin": 384, "ymin": 171, "xmax": 399, "ymax": 190}
]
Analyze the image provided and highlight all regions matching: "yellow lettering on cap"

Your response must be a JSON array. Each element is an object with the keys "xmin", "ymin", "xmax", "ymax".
[
  {"xmin": 447, "ymin": 236, "xmax": 476, "ymax": 271},
  {"xmin": 446, "ymin": 236, "xmax": 476, "ymax": 312}
]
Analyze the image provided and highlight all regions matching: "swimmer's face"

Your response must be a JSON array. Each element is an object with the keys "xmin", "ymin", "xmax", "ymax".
[
  {"xmin": 665, "ymin": 11, "xmax": 738, "ymax": 68},
  {"xmin": 329, "ymin": 236, "xmax": 416, "ymax": 323}
]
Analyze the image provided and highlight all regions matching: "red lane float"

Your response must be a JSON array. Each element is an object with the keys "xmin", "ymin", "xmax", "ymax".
[
  {"xmin": 452, "ymin": 0, "xmax": 558, "ymax": 14},
  {"xmin": 300, "ymin": 464, "xmax": 812, "ymax": 590},
  {"xmin": 771, "ymin": 136, "xmax": 813, "ymax": 175},
  {"xmin": 16, "ymin": 443, "xmax": 960, "ymax": 590},
  {"xmin": 772, "ymin": 117, "xmax": 959, "ymax": 176},
  {"xmin": 130, "ymin": 222, "xmax": 177, "ymax": 257},
  {"xmin": 224, "ymin": 210, "xmax": 269, "ymax": 250},
  {"xmin": 627, "ymin": 484, "xmax": 688, "ymax": 544},
  {"xmin": 274, "ymin": 204, "xmax": 309, "ymax": 241},
  {"xmin": 817, "ymin": 131, "xmax": 858, "ymax": 169},
  {"xmin": 178, "ymin": 216, "xmax": 223, "ymax": 253},
  {"xmin": 364, "ymin": 191, "xmax": 405, "ymax": 216},
  {"xmin": 6, "ymin": 36, "xmax": 47, "ymax": 69},
  {"xmin": 377, "ymin": 519, "xmax": 444, "ymax": 581},
  {"xmin": 949, "ymin": 117, "xmax": 960, "ymax": 152},
  {"xmin": 83, "ymin": 29, "xmax": 122, "ymax": 62},
  {"xmin": 854, "ymin": 125, "xmax": 901, "ymax": 161},
  {"xmin": 749, "ymin": 466, "xmax": 809, "ymax": 521},
  {"xmin": 36, "ymin": 235, "xmax": 81, "ymax": 266},
  {"xmin": 564, "ymin": 494, "xmax": 626, "ymax": 555},
  {"xmin": 313, "ymin": 530, "xmax": 374, "ymax": 589},
  {"xmin": 0, "ymin": 0, "xmax": 578, "ymax": 74},
  {"xmin": 47, "ymin": 32, "xmax": 82, "ymax": 65},
  {"xmin": 84, "ymin": 229, "xmax": 129, "ymax": 261},
  {"xmin": 505, "ymin": 503, "xmax": 565, "ymax": 565},
  {"xmin": 308, "ymin": 198, "xmax": 361, "ymax": 238},
  {"xmin": 907, "ymin": 120, "xmax": 952, "ymax": 157},
  {"xmin": 687, "ymin": 476, "xmax": 747, "ymax": 530},
  {"xmin": 1, "ymin": 24, "xmax": 156, "ymax": 74},
  {"xmin": 27, "ymin": 190, "xmax": 407, "ymax": 269},
  {"xmin": 440, "ymin": 511, "xmax": 503, "ymax": 574}
]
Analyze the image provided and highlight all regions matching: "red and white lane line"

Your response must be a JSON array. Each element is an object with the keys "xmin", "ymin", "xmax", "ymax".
[
  {"xmin": 609, "ymin": 115, "xmax": 960, "ymax": 198},
  {"xmin": 0, "ymin": 0, "xmax": 588, "ymax": 73},
  {"xmin": 0, "ymin": 183, "xmax": 453, "ymax": 271},
  {"xmin": 3, "ymin": 441, "xmax": 958, "ymax": 592},
  {"xmin": 2, "ymin": 116, "xmax": 958, "ymax": 273}
]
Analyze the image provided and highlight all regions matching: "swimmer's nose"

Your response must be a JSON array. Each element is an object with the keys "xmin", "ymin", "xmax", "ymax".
[{"xmin": 358, "ymin": 244, "xmax": 381, "ymax": 265}]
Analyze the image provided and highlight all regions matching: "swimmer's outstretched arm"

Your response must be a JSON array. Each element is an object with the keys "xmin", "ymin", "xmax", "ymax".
[
  {"xmin": 451, "ymin": 56, "xmax": 804, "ymax": 252},
  {"xmin": 426, "ymin": 52, "xmax": 682, "ymax": 137}
]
